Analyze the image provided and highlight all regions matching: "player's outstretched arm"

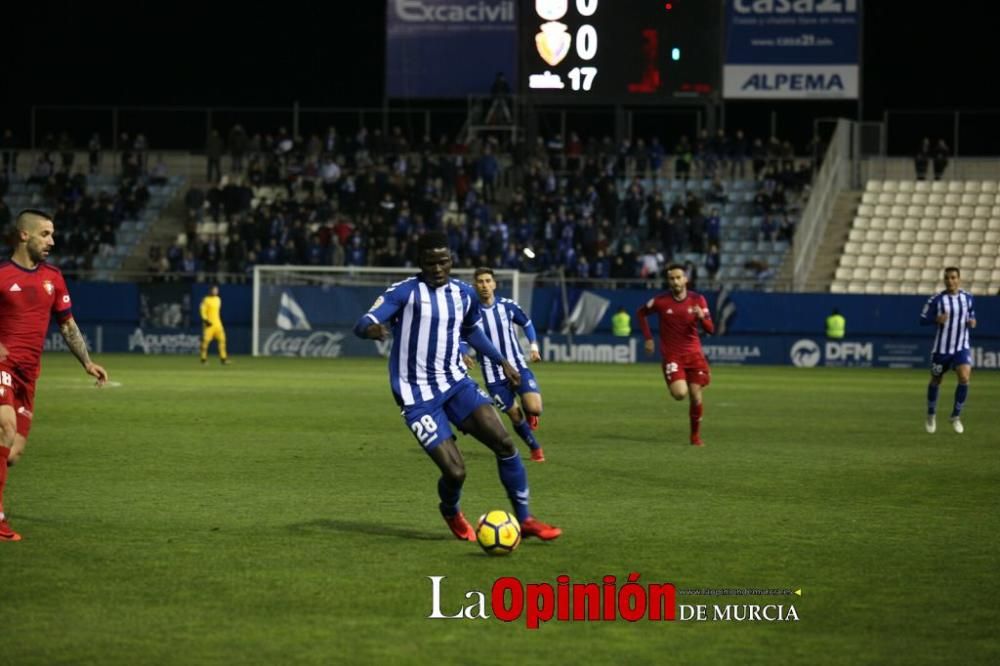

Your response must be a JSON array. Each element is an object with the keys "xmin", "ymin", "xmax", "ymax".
[{"xmin": 59, "ymin": 317, "xmax": 108, "ymax": 386}]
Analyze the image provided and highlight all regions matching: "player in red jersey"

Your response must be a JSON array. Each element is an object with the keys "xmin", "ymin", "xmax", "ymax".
[
  {"xmin": 636, "ymin": 264, "xmax": 714, "ymax": 446},
  {"xmin": 0, "ymin": 209, "xmax": 109, "ymax": 541}
]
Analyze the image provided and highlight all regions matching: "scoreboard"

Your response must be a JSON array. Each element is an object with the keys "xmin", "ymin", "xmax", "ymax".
[{"xmin": 519, "ymin": 0, "xmax": 721, "ymax": 103}]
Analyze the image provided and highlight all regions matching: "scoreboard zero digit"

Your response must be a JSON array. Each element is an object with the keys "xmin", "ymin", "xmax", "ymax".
[{"xmin": 520, "ymin": 0, "xmax": 721, "ymax": 103}]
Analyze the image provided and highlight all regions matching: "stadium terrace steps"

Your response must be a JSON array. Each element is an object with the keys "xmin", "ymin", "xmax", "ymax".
[
  {"xmin": 832, "ymin": 179, "xmax": 1000, "ymax": 295},
  {"xmin": 808, "ymin": 191, "xmax": 862, "ymax": 291}
]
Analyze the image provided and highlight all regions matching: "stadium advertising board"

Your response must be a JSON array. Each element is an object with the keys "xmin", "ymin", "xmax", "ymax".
[
  {"xmin": 723, "ymin": 0, "xmax": 860, "ymax": 99},
  {"xmin": 386, "ymin": 0, "xmax": 518, "ymax": 98},
  {"xmin": 519, "ymin": 0, "xmax": 721, "ymax": 103}
]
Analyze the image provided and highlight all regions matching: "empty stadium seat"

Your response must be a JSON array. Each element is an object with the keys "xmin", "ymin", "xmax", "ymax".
[
  {"xmin": 874, "ymin": 255, "xmax": 891, "ymax": 269},
  {"xmin": 830, "ymin": 281, "xmax": 848, "ymax": 293},
  {"xmin": 899, "ymin": 230, "xmax": 917, "ymax": 243},
  {"xmin": 840, "ymin": 254, "xmax": 858, "ymax": 268},
  {"xmin": 888, "ymin": 217, "xmax": 906, "ymax": 230},
  {"xmin": 915, "ymin": 181, "xmax": 931, "ymax": 193},
  {"xmin": 891, "ymin": 255, "xmax": 908, "ymax": 269},
  {"xmin": 911, "ymin": 192, "xmax": 929, "ymax": 205},
  {"xmin": 898, "ymin": 181, "xmax": 914, "ymax": 192},
  {"xmin": 857, "ymin": 255, "xmax": 874, "ymax": 268},
  {"xmin": 882, "ymin": 180, "xmax": 899, "ymax": 192},
  {"xmin": 857, "ymin": 204, "xmax": 875, "ymax": 217},
  {"xmin": 882, "ymin": 283, "xmax": 901, "ymax": 294}
]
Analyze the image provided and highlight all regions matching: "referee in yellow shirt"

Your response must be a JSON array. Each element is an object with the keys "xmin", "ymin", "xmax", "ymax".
[{"xmin": 200, "ymin": 285, "xmax": 229, "ymax": 364}]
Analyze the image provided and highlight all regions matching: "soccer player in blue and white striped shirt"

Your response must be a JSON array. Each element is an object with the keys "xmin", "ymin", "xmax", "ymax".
[
  {"xmin": 920, "ymin": 267, "xmax": 977, "ymax": 434},
  {"xmin": 466, "ymin": 267, "xmax": 546, "ymax": 462},
  {"xmin": 354, "ymin": 232, "xmax": 561, "ymax": 542}
]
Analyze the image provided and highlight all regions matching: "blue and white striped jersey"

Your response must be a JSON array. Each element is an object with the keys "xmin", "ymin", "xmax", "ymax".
[
  {"xmin": 358, "ymin": 277, "xmax": 483, "ymax": 407},
  {"xmin": 477, "ymin": 298, "xmax": 537, "ymax": 385},
  {"xmin": 920, "ymin": 289, "xmax": 976, "ymax": 354}
]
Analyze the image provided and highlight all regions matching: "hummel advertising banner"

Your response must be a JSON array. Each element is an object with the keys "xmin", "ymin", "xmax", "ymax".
[
  {"xmin": 723, "ymin": 0, "xmax": 860, "ymax": 99},
  {"xmin": 386, "ymin": 0, "xmax": 518, "ymax": 98}
]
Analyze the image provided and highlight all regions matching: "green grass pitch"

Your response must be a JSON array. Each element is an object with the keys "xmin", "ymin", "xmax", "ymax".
[{"xmin": 4, "ymin": 354, "xmax": 998, "ymax": 665}]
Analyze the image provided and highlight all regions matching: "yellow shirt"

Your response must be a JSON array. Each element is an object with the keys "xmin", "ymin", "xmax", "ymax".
[
  {"xmin": 200, "ymin": 296, "xmax": 223, "ymax": 327},
  {"xmin": 826, "ymin": 314, "xmax": 845, "ymax": 339},
  {"xmin": 612, "ymin": 311, "xmax": 631, "ymax": 336}
]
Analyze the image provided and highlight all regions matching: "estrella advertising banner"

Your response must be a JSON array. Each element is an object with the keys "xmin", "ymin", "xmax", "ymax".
[
  {"xmin": 386, "ymin": 0, "xmax": 518, "ymax": 98},
  {"xmin": 723, "ymin": 0, "xmax": 860, "ymax": 99}
]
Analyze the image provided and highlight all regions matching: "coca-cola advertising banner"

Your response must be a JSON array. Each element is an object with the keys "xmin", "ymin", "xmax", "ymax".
[{"xmin": 259, "ymin": 329, "xmax": 389, "ymax": 358}]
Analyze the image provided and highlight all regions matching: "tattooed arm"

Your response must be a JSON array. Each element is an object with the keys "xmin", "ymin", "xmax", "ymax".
[{"xmin": 59, "ymin": 317, "xmax": 109, "ymax": 386}]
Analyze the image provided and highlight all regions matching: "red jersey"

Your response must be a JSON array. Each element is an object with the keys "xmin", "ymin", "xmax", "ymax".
[
  {"xmin": 637, "ymin": 290, "xmax": 714, "ymax": 361},
  {"xmin": 0, "ymin": 261, "xmax": 73, "ymax": 382}
]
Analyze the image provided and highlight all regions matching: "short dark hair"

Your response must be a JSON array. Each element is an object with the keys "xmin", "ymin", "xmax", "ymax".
[
  {"xmin": 15, "ymin": 208, "xmax": 53, "ymax": 230},
  {"xmin": 666, "ymin": 263, "xmax": 685, "ymax": 274},
  {"xmin": 417, "ymin": 231, "xmax": 449, "ymax": 256},
  {"xmin": 944, "ymin": 266, "xmax": 960, "ymax": 277},
  {"xmin": 473, "ymin": 266, "xmax": 494, "ymax": 279}
]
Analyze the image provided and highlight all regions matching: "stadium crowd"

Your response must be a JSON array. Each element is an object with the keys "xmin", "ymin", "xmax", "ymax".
[
  {"xmin": 164, "ymin": 123, "xmax": 807, "ymax": 284},
  {"xmin": 0, "ymin": 134, "xmax": 158, "ymax": 276},
  {"xmin": 2, "ymin": 124, "xmax": 806, "ymax": 285}
]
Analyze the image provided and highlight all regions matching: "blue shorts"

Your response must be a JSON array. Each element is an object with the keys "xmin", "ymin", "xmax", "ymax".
[
  {"xmin": 930, "ymin": 350, "xmax": 973, "ymax": 377},
  {"xmin": 401, "ymin": 378, "xmax": 492, "ymax": 450},
  {"xmin": 486, "ymin": 367, "xmax": 540, "ymax": 412}
]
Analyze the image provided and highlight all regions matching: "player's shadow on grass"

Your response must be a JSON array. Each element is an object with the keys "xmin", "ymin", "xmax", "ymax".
[{"xmin": 289, "ymin": 518, "xmax": 449, "ymax": 541}]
